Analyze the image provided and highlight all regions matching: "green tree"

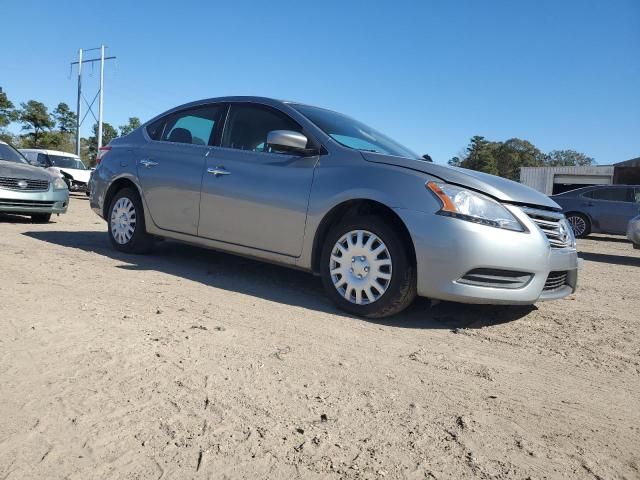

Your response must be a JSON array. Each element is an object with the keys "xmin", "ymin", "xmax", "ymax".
[
  {"xmin": 18, "ymin": 100, "xmax": 54, "ymax": 147},
  {"xmin": 87, "ymin": 122, "xmax": 119, "ymax": 165},
  {"xmin": 493, "ymin": 138, "xmax": 545, "ymax": 180},
  {"xmin": 0, "ymin": 89, "xmax": 17, "ymax": 130},
  {"xmin": 119, "ymin": 117, "xmax": 141, "ymax": 136},
  {"xmin": 449, "ymin": 136, "xmax": 499, "ymax": 176},
  {"xmin": 544, "ymin": 149, "xmax": 595, "ymax": 167},
  {"xmin": 53, "ymin": 102, "xmax": 77, "ymax": 134},
  {"xmin": 449, "ymin": 136, "xmax": 595, "ymax": 181}
]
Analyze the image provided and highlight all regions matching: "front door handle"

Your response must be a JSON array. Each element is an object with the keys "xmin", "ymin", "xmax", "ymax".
[
  {"xmin": 207, "ymin": 166, "xmax": 231, "ymax": 177},
  {"xmin": 140, "ymin": 159, "xmax": 159, "ymax": 168}
]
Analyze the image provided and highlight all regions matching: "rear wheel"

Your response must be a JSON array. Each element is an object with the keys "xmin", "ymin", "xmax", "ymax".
[
  {"xmin": 108, "ymin": 188, "xmax": 153, "ymax": 254},
  {"xmin": 320, "ymin": 216, "xmax": 416, "ymax": 318},
  {"xmin": 31, "ymin": 213, "xmax": 51, "ymax": 223},
  {"xmin": 566, "ymin": 213, "xmax": 591, "ymax": 238}
]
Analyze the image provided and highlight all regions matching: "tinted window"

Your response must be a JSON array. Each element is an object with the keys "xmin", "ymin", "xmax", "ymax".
[
  {"xmin": 586, "ymin": 187, "xmax": 633, "ymax": 202},
  {"xmin": 49, "ymin": 155, "xmax": 86, "ymax": 170},
  {"xmin": 37, "ymin": 153, "xmax": 51, "ymax": 166},
  {"xmin": 161, "ymin": 105, "xmax": 224, "ymax": 146},
  {"xmin": 634, "ymin": 188, "xmax": 640, "ymax": 204},
  {"xmin": 146, "ymin": 118, "xmax": 165, "ymax": 140},
  {"xmin": 221, "ymin": 104, "xmax": 305, "ymax": 153}
]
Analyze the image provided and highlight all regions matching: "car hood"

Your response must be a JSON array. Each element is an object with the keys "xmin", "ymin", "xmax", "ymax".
[
  {"xmin": 361, "ymin": 152, "xmax": 560, "ymax": 210},
  {"xmin": 0, "ymin": 160, "xmax": 56, "ymax": 181}
]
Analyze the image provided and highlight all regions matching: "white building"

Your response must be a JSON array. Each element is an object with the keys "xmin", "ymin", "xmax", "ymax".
[
  {"xmin": 520, "ymin": 158, "xmax": 639, "ymax": 195},
  {"xmin": 520, "ymin": 165, "xmax": 614, "ymax": 195}
]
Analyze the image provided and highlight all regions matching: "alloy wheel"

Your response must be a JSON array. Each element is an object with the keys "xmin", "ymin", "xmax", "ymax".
[
  {"xmin": 567, "ymin": 215, "xmax": 586, "ymax": 237},
  {"xmin": 329, "ymin": 230, "xmax": 393, "ymax": 305}
]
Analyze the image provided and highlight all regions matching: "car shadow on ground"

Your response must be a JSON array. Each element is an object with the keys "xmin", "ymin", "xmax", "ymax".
[
  {"xmin": 0, "ymin": 213, "xmax": 65, "ymax": 224},
  {"xmin": 23, "ymin": 230, "xmax": 536, "ymax": 330},
  {"xmin": 579, "ymin": 251, "xmax": 640, "ymax": 267},
  {"xmin": 583, "ymin": 234, "xmax": 631, "ymax": 244}
]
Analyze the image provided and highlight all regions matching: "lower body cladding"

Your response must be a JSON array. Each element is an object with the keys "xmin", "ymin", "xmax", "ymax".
[
  {"xmin": 395, "ymin": 207, "xmax": 580, "ymax": 305},
  {"xmin": 0, "ymin": 188, "xmax": 69, "ymax": 215}
]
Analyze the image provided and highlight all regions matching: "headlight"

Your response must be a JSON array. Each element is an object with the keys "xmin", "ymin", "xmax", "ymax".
[
  {"xmin": 426, "ymin": 181, "xmax": 524, "ymax": 232},
  {"xmin": 561, "ymin": 217, "xmax": 577, "ymax": 248},
  {"xmin": 53, "ymin": 177, "xmax": 68, "ymax": 191}
]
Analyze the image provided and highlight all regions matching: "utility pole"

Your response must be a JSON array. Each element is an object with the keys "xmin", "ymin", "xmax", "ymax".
[
  {"xmin": 75, "ymin": 48, "xmax": 83, "ymax": 156},
  {"xmin": 70, "ymin": 45, "xmax": 116, "ymax": 157},
  {"xmin": 97, "ymin": 45, "xmax": 105, "ymax": 151}
]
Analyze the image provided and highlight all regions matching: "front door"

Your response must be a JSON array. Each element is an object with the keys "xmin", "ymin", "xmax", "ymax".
[
  {"xmin": 137, "ymin": 104, "xmax": 224, "ymax": 235},
  {"xmin": 198, "ymin": 103, "xmax": 318, "ymax": 257}
]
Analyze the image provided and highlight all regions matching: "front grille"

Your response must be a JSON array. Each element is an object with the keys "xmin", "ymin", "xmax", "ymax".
[
  {"xmin": 0, "ymin": 176, "xmax": 50, "ymax": 192},
  {"xmin": 523, "ymin": 208, "xmax": 572, "ymax": 248},
  {"xmin": 543, "ymin": 271, "xmax": 568, "ymax": 291},
  {"xmin": 0, "ymin": 198, "xmax": 55, "ymax": 208},
  {"xmin": 458, "ymin": 268, "xmax": 533, "ymax": 289}
]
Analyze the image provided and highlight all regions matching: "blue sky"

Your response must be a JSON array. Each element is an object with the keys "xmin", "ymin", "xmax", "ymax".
[{"xmin": 1, "ymin": 0, "xmax": 638, "ymax": 164}]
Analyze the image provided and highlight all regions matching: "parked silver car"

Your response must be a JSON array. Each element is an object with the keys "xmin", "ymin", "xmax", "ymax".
[
  {"xmin": 90, "ymin": 97, "xmax": 579, "ymax": 317},
  {"xmin": 0, "ymin": 140, "xmax": 69, "ymax": 223},
  {"xmin": 551, "ymin": 185, "xmax": 640, "ymax": 238},
  {"xmin": 627, "ymin": 215, "xmax": 640, "ymax": 249}
]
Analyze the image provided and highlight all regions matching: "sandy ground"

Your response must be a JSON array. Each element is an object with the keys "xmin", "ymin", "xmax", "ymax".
[{"xmin": 1, "ymin": 195, "xmax": 639, "ymax": 480}]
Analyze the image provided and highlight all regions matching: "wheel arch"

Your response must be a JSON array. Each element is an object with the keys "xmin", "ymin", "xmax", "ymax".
[
  {"xmin": 564, "ymin": 210, "xmax": 594, "ymax": 224},
  {"xmin": 102, "ymin": 176, "xmax": 144, "ymax": 220},
  {"xmin": 564, "ymin": 210, "xmax": 594, "ymax": 234},
  {"xmin": 311, "ymin": 199, "xmax": 416, "ymax": 274}
]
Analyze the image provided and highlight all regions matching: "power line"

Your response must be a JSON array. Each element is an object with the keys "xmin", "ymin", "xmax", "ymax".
[{"xmin": 70, "ymin": 46, "xmax": 116, "ymax": 156}]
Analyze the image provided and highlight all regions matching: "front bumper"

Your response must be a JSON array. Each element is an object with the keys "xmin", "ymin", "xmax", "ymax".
[
  {"xmin": 0, "ymin": 187, "xmax": 69, "ymax": 215},
  {"xmin": 395, "ymin": 207, "xmax": 580, "ymax": 305}
]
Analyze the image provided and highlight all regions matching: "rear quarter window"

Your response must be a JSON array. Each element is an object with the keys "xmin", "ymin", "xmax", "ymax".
[{"xmin": 146, "ymin": 118, "xmax": 166, "ymax": 140}]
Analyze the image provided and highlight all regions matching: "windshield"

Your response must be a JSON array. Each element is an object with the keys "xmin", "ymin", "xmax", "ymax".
[
  {"xmin": 49, "ymin": 155, "xmax": 86, "ymax": 170},
  {"xmin": 291, "ymin": 104, "xmax": 418, "ymax": 159},
  {"xmin": 0, "ymin": 143, "xmax": 29, "ymax": 164}
]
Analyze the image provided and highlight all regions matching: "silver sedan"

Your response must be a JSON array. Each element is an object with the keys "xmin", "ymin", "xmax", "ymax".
[{"xmin": 90, "ymin": 97, "xmax": 580, "ymax": 317}]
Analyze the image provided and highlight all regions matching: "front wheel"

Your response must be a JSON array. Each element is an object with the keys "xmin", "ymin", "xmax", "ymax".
[
  {"xmin": 566, "ymin": 213, "xmax": 591, "ymax": 238},
  {"xmin": 320, "ymin": 216, "xmax": 416, "ymax": 318},
  {"xmin": 108, "ymin": 188, "xmax": 153, "ymax": 254}
]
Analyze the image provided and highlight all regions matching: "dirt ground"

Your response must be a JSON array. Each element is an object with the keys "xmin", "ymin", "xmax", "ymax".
[{"xmin": 1, "ymin": 195, "xmax": 639, "ymax": 480}]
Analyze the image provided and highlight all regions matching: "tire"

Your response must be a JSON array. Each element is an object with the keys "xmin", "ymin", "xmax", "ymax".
[
  {"xmin": 31, "ymin": 213, "xmax": 51, "ymax": 223},
  {"xmin": 566, "ymin": 212, "xmax": 591, "ymax": 238},
  {"xmin": 107, "ymin": 187, "xmax": 153, "ymax": 254},
  {"xmin": 320, "ymin": 215, "xmax": 417, "ymax": 318}
]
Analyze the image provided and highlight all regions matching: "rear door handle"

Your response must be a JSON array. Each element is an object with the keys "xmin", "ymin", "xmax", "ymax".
[
  {"xmin": 207, "ymin": 166, "xmax": 231, "ymax": 177},
  {"xmin": 140, "ymin": 159, "xmax": 158, "ymax": 168}
]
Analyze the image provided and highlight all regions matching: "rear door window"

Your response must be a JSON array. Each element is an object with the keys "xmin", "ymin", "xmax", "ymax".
[
  {"xmin": 146, "ymin": 118, "xmax": 166, "ymax": 140},
  {"xmin": 587, "ymin": 187, "xmax": 633, "ymax": 202},
  {"xmin": 162, "ymin": 105, "xmax": 225, "ymax": 146}
]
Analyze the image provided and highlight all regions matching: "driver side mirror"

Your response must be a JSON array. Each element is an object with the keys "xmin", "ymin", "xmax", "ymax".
[
  {"xmin": 422, "ymin": 154, "xmax": 433, "ymax": 162},
  {"xmin": 266, "ymin": 130, "xmax": 317, "ymax": 156}
]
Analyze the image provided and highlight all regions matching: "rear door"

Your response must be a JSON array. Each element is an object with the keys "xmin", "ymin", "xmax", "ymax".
[
  {"xmin": 137, "ymin": 104, "xmax": 225, "ymax": 235},
  {"xmin": 584, "ymin": 187, "xmax": 638, "ymax": 234}
]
